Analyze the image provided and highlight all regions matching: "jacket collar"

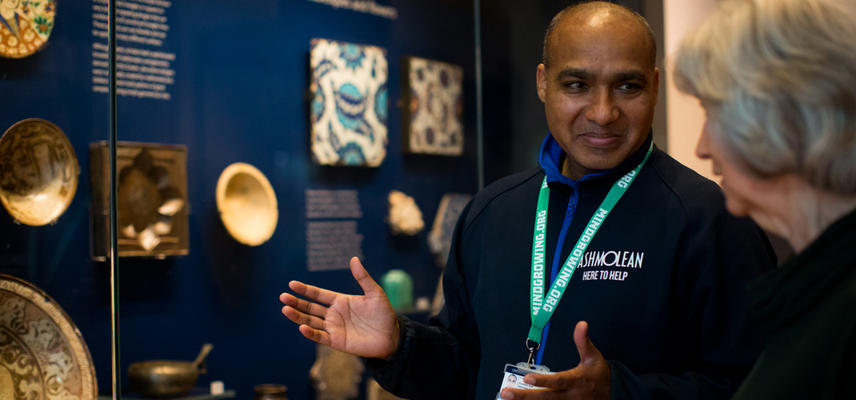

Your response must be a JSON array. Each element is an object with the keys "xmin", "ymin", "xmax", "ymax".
[
  {"xmin": 538, "ymin": 131, "xmax": 654, "ymax": 187},
  {"xmin": 749, "ymin": 207, "xmax": 856, "ymax": 331}
]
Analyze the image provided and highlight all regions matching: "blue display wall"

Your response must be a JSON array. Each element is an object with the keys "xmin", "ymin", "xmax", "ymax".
[{"xmin": 0, "ymin": 1, "xmax": 477, "ymax": 398}]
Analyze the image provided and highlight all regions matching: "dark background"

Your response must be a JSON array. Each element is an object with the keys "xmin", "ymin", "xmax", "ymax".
[{"xmin": 0, "ymin": 1, "xmax": 655, "ymax": 399}]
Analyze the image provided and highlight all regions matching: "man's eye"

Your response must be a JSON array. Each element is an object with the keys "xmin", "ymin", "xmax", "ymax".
[
  {"xmin": 563, "ymin": 81, "xmax": 586, "ymax": 90},
  {"xmin": 617, "ymin": 82, "xmax": 643, "ymax": 92}
]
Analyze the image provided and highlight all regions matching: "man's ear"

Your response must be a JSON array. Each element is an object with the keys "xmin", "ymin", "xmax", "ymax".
[{"xmin": 536, "ymin": 63, "xmax": 548, "ymax": 103}]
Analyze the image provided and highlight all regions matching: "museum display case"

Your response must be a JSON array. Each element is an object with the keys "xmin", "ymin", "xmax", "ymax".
[
  {"xmin": 1, "ymin": 1, "xmax": 109, "ymax": 399},
  {"xmin": 1, "ymin": 0, "xmax": 483, "ymax": 398},
  {"xmin": 1, "ymin": 0, "xmax": 668, "ymax": 398}
]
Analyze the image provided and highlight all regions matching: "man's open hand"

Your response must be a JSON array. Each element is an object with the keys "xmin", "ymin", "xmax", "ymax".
[{"xmin": 279, "ymin": 257, "xmax": 400, "ymax": 360}]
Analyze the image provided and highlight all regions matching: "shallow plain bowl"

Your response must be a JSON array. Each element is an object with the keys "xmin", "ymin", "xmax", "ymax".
[{"xmin": 216, "ymin": 162, "xmax": 278, "ymax": 246}]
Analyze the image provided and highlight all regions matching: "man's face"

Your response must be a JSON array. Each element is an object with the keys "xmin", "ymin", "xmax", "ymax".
[{"xmin": 537, "ymin": 13, "xmax": 658, "ymax": 179}]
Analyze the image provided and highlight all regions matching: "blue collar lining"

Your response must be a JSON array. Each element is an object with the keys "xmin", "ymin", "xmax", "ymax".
[{"xmin": 537, "ymin": 133, "xmax": 653, "ymax": 186}]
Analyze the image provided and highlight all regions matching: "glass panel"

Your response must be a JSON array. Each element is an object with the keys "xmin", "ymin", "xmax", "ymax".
[
  {"xmin": 108, "ymin": 1, "xmax": 479, "ymax": 399},
  {"xmin": 0, "ymin": 1, "xmax": 108, "ymax": 399}
]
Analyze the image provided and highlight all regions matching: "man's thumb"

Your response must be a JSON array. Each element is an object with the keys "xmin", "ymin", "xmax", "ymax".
[{"xmin": 573, "ymin": 320, "xmax": 600, "ymax": 364}]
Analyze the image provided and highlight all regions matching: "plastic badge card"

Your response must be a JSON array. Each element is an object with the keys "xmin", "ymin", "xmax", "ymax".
[{"xmin": 495, "ymin": 362, "xmax": 552, "ymax": 399}]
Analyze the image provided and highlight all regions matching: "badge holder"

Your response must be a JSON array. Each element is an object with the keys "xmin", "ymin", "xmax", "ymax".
[{"xmin": 494, "ymin": 340, "xmax": 552, "ymax": 399}]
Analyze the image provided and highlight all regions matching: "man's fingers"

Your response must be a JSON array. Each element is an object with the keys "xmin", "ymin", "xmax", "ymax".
[
  {"xmin": 284, "ymin": 257, "xmax": 380, "ymax": 303},
  {"xmin": 498, "ymin": 387, "xmax": 560, "ymax": 400},
  {"xmin": 298, "ymin": 324, "xmax": 331, "ymax": 346},
  {"xmin": 521, "ymin": 369, "xmax": 581, "ymax": 389},
  {"xmin": 279, "ymin": 292, "xmax": 329, "ymax": 318},
  {"xmin": 349, "ymin": 257, "xmax": 383, "ymax": 297},
  {"xmin": 281, "ymin": 305, "xmax": 325, "ymax": 330},
  {"xmin": 288, "ymin": 280, "xmax": 339, "ymax": 305},
  {"xmin": 518, "ymin": 322, "xmax": 610, "ymax": 395},
  {"xmin": 573, "ymin": 320, "xmax": 603, "ymax": 364}
]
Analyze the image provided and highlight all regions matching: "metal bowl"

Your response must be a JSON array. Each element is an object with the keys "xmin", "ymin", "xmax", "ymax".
[
  {"xmin": 216, "ymin": 162, "xmax": 278, "ymax": 246},
  {"xmin": 127, "ymin": 360, "xmax": 201, "ymax": 398},
  {"xmin": 0, "ymin": 118, "xmax": 79, "ymax": 225},
  {"xmin": 128, "ymin": 343, "xmax": 213, "ymax": 398}
]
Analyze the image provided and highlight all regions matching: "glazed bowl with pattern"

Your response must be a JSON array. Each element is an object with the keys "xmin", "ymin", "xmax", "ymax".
[{"xmin": 0, "ymin": 118, "xmax": 79, "ymax": 226}]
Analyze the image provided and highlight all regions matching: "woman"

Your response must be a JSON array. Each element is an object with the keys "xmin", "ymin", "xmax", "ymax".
[{"xmin": 673, "ymin": 0, "xmax": 856, "ymax": 398}]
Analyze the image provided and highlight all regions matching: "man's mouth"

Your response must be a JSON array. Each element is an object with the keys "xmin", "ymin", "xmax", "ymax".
[{"xmin": 579, "ymin": 132, "xmax": 621, "ymax": 147}]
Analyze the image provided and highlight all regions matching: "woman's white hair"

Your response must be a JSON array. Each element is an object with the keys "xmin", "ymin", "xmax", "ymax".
[{"xmin": 673, "ymin": 0, "xmax": 856, "ymax": 194}]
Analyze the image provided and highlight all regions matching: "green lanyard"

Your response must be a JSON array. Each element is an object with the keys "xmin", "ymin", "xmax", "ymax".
[{"xmin": 527, "ymin": 141, "xmax": 653, "ymax": 363}]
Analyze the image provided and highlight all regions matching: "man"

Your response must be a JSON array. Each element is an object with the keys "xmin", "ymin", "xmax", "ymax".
[{"xmin": 281, "ymin": 2, "xmax": 775, "ymax": 399}]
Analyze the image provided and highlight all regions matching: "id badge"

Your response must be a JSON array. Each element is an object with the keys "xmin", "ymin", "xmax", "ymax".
[{"xmin": 495, "ymin": 362, "xmax": 552, "ymax": 399}]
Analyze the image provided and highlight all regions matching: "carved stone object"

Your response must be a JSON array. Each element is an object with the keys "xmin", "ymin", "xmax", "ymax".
[
  {"xmin": 309, "ymin": 345, "xmax": 364, "ymax": 400},
  {"xmin": 90, "ymin": 141, "xmax": 188, "ymax": 259},
  {"xmin": 387, "ymin": 190, "xmax": 423, "ymax": 236},
  {"xmin": 366, "ymin": 378, "xmax": 406, "ymax": 400}
]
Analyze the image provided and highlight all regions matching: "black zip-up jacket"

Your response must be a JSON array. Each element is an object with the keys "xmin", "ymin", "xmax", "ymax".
[{"xmin": 368, "ymin": 133, "xmax": 775, "ymax": 399}]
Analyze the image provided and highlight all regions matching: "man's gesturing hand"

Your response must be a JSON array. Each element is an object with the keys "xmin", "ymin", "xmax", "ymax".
[
  {"xmin": 500, "ymin": 321, "xmax": 611, "ymax": 400},
  {"xmin": 279, "ymin": 257, "xmax": 400, "ymax": 360}
]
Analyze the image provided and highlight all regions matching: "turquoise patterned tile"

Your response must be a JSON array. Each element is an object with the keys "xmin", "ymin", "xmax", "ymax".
[{"xmin": 310, "ymin": 39, "xmax": 388, "ymax": 167}]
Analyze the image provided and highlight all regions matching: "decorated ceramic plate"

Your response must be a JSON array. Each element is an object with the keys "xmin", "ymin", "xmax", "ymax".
[
  {"xmin": 0, "ymin": 0, "xmax": 56, "ymax": 58},
  {"xmin": 0, "ymin": 118, "xmax": 79, "ymax": 226},
  {"xmin": 216, "ymin": 162, "xmax": 278, "ymax": 246},
  {"xmin": 0, "ymin": 274, "xmax": 97, "ymax": 400}
]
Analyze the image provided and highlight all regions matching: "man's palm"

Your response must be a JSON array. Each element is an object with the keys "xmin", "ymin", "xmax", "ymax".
[{"xmin": 280, "ymin": 257, "xmax": 399, "ymax": 359}]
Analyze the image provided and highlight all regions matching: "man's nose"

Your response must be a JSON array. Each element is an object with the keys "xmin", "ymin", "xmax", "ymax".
[{"xmin": 584, "ymin": 88, "xmax": 620, "ymax": 125}]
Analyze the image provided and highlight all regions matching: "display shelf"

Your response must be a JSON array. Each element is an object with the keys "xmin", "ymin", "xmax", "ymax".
[{"xmin": 98, "ymin": 389, "xmax": 236, "ymax": 400}]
